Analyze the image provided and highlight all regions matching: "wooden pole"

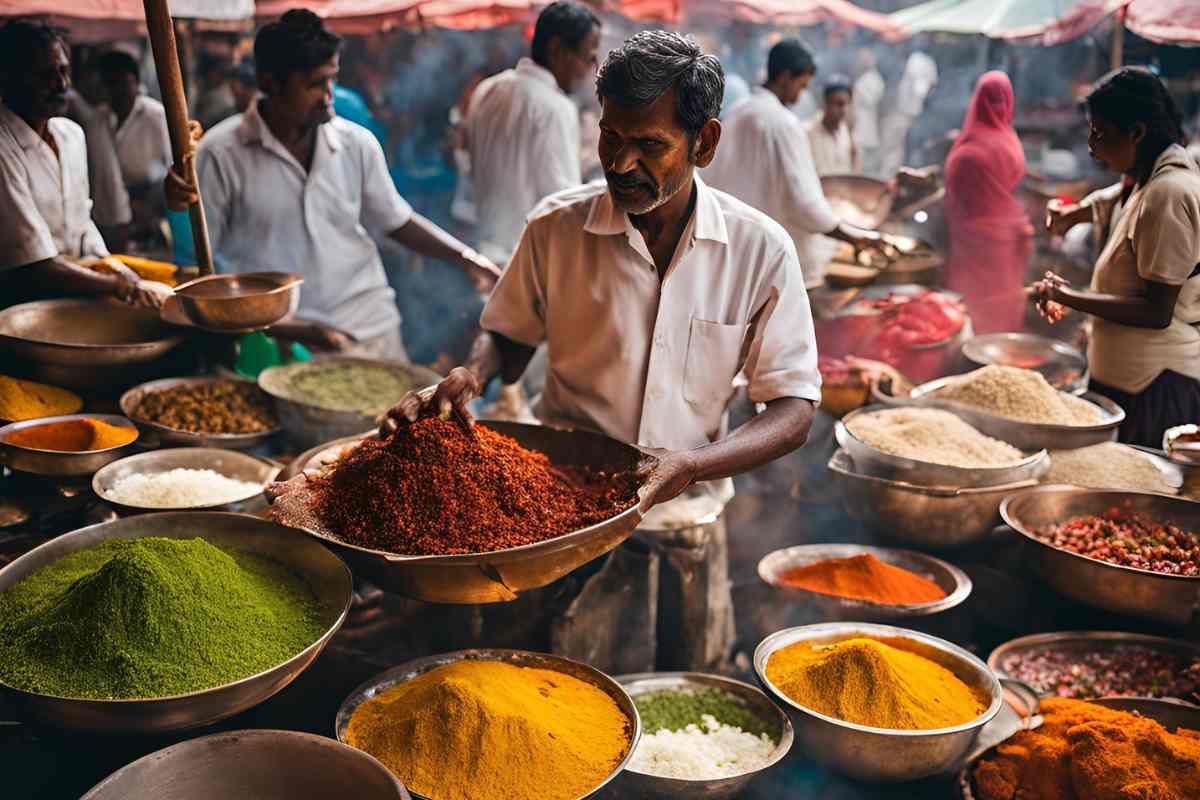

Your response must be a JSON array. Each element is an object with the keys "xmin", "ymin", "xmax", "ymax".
[
  {"xmin": 1111, "ymin": 8, "xmax": 1125, "ymax": 71},
  {"xmin": 142, "ymin": 0, "xmax": 214, "ymax": 275}
]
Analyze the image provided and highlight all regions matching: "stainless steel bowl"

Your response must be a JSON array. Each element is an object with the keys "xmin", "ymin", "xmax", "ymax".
[
  {"xmin": 258, "ymin": 356, "xmax": 442, "ymax": 450},
  {"xmin": 1001, "ymin": 486, "xmax": 1200, "ymax": 625},
  {"xmin": 1164, "ymin": 424, "xmax": 1200, "ymax": 466},
  {"xmin": 93, "ymin": 448, "xmax": 281, "ymax": 515},
  {"xmin": 828, "ymin": 449, "xmax": 1036, "ymax": 550},
  {"xmin": 271, "ymin": 421, "xmax": 648, "ymax": 604},
  {"xmin": 334, "ymin": 648, "xmax": 640, "ymax": 800},
  {"xmin": 0, "ymin": 414, "xmax": 140, "ymax": 477},
  {"xmin": 822, "ymin": 174, "xmax": 895, "ymax": 228},
  {"xmin": 757, "ymin": 543, "xmax": 972, "ymax": 621},
  {"xmin": 606, "ymin": 671, "xmax": 793, "ymax": 800},
  {"xmin": 0, "ymin": 512, "xmax": 352, "ymax": 733},
  {"xmin": 165, "ymin": 272, "xmax": 302, "ymax": 333},
  {"xmin": 961, "ymin": 333, "xmax": 1088, "ymax": 395},
  {"xmin": 82, "ymin": 730, "xmax": 410, "ymax": 800},
  {"xmin": 837, "ymin": 405, "xmax": 1049, "ymax": 488},
  {"xmin": 754, "ymin": 623, "xmax": 1003, "ymax": 783},
  {"xmin": 120, "ymin": 376, "xmax": 281, "ymax": 449}
]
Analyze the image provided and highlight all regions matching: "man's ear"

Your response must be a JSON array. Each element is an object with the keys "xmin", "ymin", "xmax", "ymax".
[{"xmin": 692, "ymin": 118, "xmax": 721, "ymax": 168}]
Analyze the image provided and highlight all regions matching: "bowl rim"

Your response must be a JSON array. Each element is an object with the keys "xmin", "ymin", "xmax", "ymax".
[
  {"xmin": 961, "ymin": 331, "xmax": 1085, "ymax": 368},
  {"xmin": 826, "ymin": 447, "xmax": 1039, "ymax": 497},
  {"xmin": 0, "ymin": 413, "xmax": 139, "ymax": 454},
  {"xmin": 910, "ymin": 377, "xmax": 1125, "ymax": 433},
  {"xmin": 174, "ymin": 271, "xmax": 303, "ymax": 299},
  {"xmin": 120, "ymin": 375, "xmax": 282, "ymax": 441},
  {"xmin": 753, "ymin": 622, "xmax": 1004, "ymax": 737},
  {"xmin": 257, "ymin": 355, "xmax": 440, "ymax": 416},
  {"xmin": 1163, "ymin": 424, "xmax": 1200, "ymax": 466},
  {"xmin": 91, "ymin": 448, "xmax": 281, "ymax": 512},
  {"xmin": 0, "ymin": 297, "xmax": 185, "ymax": 349}
]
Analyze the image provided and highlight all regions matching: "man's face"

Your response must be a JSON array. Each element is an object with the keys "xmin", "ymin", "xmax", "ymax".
[
  {"xmin": 272, "ymin": 56, "xmax": 338, "ymax": 128},
  {"xmin": 824, "ymin": 89, "xmax": 851, "ymax": 127},
  {"xmin": 103, "ymin": 70, "xmax": 139, "ymax": 114},
  {"xmin": 599, "ymin": 89, "xmax": 695, "ymax": 216},
  {"xmin": 783, "ymin": 70, "xmax": 813, "ymax": 107},
  {"xmin": 229, "ymin": 77, "xmax": 256, "ymax": 113},
  {"xmin": 556, "ymin": 27, "xmax": 601, "ymax": 94},
  {"xmin": 7, "ymin": 40, "xmax": 71, "ymax": 120}
]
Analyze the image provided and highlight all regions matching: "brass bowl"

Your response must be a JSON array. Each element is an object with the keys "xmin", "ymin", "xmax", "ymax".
[
  {"xmin": 93, "ymin": 448, "xmax": 281, "ymax": 515},
  {"xmin": 165, "ymin": 272, "xmax": 302, "ymax": 333},
  {"xmin": 0, "ymin": 413, "xmax": 140, "ymax": 477},
  {"xmin": 120, "ymin": 376, "xmax": 281, "ymax": 450}
]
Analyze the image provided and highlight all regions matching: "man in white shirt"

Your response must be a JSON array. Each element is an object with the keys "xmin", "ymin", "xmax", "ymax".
[
  {"xmin": 167, "ymin": 11, "xmax": 499, "ymax": 359},
  {"xmin": 466, "ymin": 2, "xmax": 600, "ymax": 265},
  {"xmin": 706, "ymin": 39, "xmax": 887, "ymax": 289},
  {"xmin": 880, "ymin": 49, "xmax": 939, "ymax": 177},
  {"xmin": 852, "ymin": 49, "xmax": 885, "ymax": 178},
  {"xmin": 807, "ymin": 76, "xmax": 859, "ymax": 176},
  {"xmin": 0, "ymin": 19, "xmax": 167, "ymax": 310}
]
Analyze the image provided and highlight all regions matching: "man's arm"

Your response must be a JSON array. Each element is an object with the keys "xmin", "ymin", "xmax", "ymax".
[{"xmin": 387, "ymin": 214, "xmax": 500, "ymax": 292}]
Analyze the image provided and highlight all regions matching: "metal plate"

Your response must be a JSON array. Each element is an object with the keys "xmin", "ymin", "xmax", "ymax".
[
  {"xmin": 120, "ymin": 376, "xmax": 281, "ymax": 450},
  {"xmin": 0, "ymin": 298, "xmax": 183, "ymax": 366},
  {"xmin": 0, "ymin": 414, "xmax": 140, "ymax": 477},
  {"xmin": 961, "ymin": 333, "xmax": 1088, "ymax": 395},
  {"xmin": 92, "ymin": 448, "xmax": 281, "ymax": 514}
]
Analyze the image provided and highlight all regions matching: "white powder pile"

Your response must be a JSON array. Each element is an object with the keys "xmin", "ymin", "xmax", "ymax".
[
  {"xmin": 104, "ymin": 469, "xmax": 263, "ymax": 508},
  {"xmin": 1046, "ymin": 443, "xmax": 1176, "ymax": 494},
  {"xmin": 630, "ymin": 714, "xmax": 776, "ymax": 780},
  {"xmin": 846, "ymin": 407, "xmax": 1026, "ymax": 468},
  {"xmin": 934, "ymin": 366, "xmax": 1104, "ymax": 426}
]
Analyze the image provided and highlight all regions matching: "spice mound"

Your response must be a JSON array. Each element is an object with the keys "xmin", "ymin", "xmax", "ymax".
[
  {"xmin": 630, "ymin": 687, "xmax": 777, "ymax": 779},
  {"xmin": 765, "ymin": 637, "xmax": 988, "ymax": 730},
  {"xmin": 846, "ymin": 407, "xmax": 1025, "ymax": 468},
  {"xmin": 933, "ymin": 365, "xmax": 1103, "ymax": 426},
  {"xmin": 0, "ymin": 374, "xmax": 81, "ymax": 421},
  {"xmin": 133, "ymin": 380, "xmax": 277, "ymax": 434},
  {"xmin": 1000, "ymin": 643, "xmax": 1200, "ymax": 701},
  {"xmin": 103, "ymin": 468, "xmax": 263, "ymax": 508},
  {"xmin": 1033, "ymin": 505, "xmax": 1200, "ymax": 576},
  {"xmin": 776, "ymin": 554, "xmax": 947, "ymax": 605},
  {"xmin": 344, "ymin": 659, "xmax": 631, "ymax": 800},
  {"xmin": 4, "ymin": 417, "xmax": 136, "ymax": 451},
  {"xmin": 297, "ymin": 417, "xmax": 639, "ymax": 555},
  {"xmin": 277, "ymin": 361, "xmax": 415, "ymax": 415},
  {"xmin": 972, "ymin": 697, "xmax": 1200, "ymax": 800},
  {"xmin": 0, "ymin": 537, "xmax": 324, "ymax": 699},
  {"xmin": 1046, "ymin": 442, "xmax": 1176, "ymax": 494}
]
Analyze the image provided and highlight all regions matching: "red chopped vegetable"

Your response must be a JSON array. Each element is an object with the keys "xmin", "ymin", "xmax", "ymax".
[{"xmin": 1033, "ymin": 504, "xmax": 1200, "ymax": 576}]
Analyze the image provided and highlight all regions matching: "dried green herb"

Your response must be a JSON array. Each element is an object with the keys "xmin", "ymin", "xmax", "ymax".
[
  {"xmin": 634, "ymin": 688, "xmax": 775, "ymax": 739},
  {"xmin": 284, "ymin": 362, "xmax": 414, "ymax": 414}
]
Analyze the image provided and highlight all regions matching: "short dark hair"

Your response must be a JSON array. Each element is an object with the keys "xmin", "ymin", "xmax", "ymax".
[
  {"xmin": 530, "ymin": 2, "xmax": 600, "ymax": 68},
  {"xmin": 767, "ymin": 38, "xmax": 815, "ymax": 83},
  {"xmin": 229, "ymin": 56, "xmax": 256, "ymax": 86},
  {"xmin": 254, "ymin": 9, "xmax": 342, "ymax": 84},
  {"xmin": 0, "ymin": 18, "xmax": 65, "ymax": 87},
  {"xmin": 823, "ymin": 75, "xmax": 852, "ymax": 101},
  {"xmin": 95, "ymin": 50, "xmax": 140, "ymax": 83},
  {"xmin": 1086, "ymin": 66, "xmax": 1185, "ymax": 182},
  {"xmin": 596, "ymin": 30, "xmax": 723, "ymax": 145}
]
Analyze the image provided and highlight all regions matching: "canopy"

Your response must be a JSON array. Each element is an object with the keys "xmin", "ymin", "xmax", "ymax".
[{"xmin": 1, "ymin": 1, "xmax": 255, "ymax": 41}]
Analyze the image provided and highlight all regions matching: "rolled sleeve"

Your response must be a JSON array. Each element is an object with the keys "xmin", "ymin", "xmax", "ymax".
[
  {"xmin": 479, "ymin": 222, "xmax": 547, "ymax": 347},
  {"xmin": 783, "ymin": 127, "xmax": 838, "ymax": 234},
  {"xmin": 359, "ymin": 134, "xmax": 413, "ymax": 235},
  {"xmin": 743, "ymin": 242, "xmax": 822, "ymax": 404},
  {"xmin": 1134, "ymin": 178, "xmax": 1200, "ymax": 285},
  {"xmin": 0, "ymin": 155, "xmax": 57, "ymax": 271}
]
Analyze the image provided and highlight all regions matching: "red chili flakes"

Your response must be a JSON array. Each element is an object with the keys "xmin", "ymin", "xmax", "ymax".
[
  {"xmin": 307, "ymin": 417, "xmax": 640, "ymax": 556},
  {"xmin": 1033, "ymin": 504, "xmax": 1200, "ymax": 576},
  {"xmin": 1002, "ymin": 645, "xmax": 1200, "ymax": 701}
]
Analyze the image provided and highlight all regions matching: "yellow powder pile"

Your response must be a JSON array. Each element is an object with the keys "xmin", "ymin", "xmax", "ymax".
[
  {"xmin": 0, "ymin": 375, "xmax": 82, "ymax": 421},
  {"xmin": 846, "ymin": 407, "xmax": 1025, "ymax": 468},
  {"xmin": 934, "ymin": 365, "xmax": 1103, "ymax": 426}
]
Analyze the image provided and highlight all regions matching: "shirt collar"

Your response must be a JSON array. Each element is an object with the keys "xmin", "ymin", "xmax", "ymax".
[
  {"xmin": 583, "ymin": 174, "xmax": 729, "ymax": 245},
  {"xmin": 752, "ymin": 85, "xmax": 783, "ymax": 109},
  {"xmin": 0, "ymin": 103, "xmax": 48, "ymax": 151},
  {"xmin": 237, "ymin": 100, "xmax": 342, "ymax": 155},
  {"xmin": 515, "ymin": 58, "xmax": 561, "ymax": 93}
]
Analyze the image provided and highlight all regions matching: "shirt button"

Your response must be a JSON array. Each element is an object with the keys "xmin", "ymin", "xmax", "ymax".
[{"xmin": 654, "ymin": 334, "xmax": 665, "ymax": 347}]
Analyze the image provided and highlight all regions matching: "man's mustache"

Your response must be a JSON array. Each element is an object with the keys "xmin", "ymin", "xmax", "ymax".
[{"xmin": 606, "ymin": 171, "xmax": 656, "ymax": 193}]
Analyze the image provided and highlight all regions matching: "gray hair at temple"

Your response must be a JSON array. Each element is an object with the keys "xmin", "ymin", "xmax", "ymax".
[{"xmin": 595, "ymin": 30, "xmax": 723, "ymax": 146}]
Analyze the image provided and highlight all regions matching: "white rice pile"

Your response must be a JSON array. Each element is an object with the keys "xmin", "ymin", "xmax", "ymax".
[
  {"xmin": 846, "ymin": 407, "xmax": 1025, "ymax": 468},
  {"xmin": 630, "ymin": 714, "xmax": 776, "ymax": 779},
  {"xmin": 1046, "ymin": 443, "xmax": 1176, "ymax": 494},
  {"xmin": 935, "ymin": 365, "xmax": 1103, "ymax": 426},
  {"xmin": 104, "ymin": 469, "xmax": 263, "ymax": 508}
]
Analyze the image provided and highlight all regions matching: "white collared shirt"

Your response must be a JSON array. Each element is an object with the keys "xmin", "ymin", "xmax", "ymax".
[
  {"xmin": 480, "ymin": 176, "xmax": 821, "ymax": 502},
  {"xmin": 806, "ymin": 118, "xmax": 857, "ymax": 176},
  {"xmin": 0, "ymin": 104, "xmax": 108, "ymax": 270},
  {"xmin": 705, "ymin": 88, "xmax": 839, "ymax": 289},
  {"xmin": 853, "ymin": 68, "xmax": 885, "ymax": 150},
  {"xmin": 466, "ymin": 58, "xmax": 581, "ymax": 263},
  {"xmin": 196, "ymin": 102, "xmax": 413, "ymax": 340},
  {"xmin": 109, "ymin": 95, "xmax": 172, "ymax": 187}
]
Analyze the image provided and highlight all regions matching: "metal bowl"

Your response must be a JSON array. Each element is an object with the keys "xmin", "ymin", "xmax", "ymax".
[
  {"xmin": 0, "ymin": 512, "xmax": 352, "ymax": 734},
  {"xmin": 754, "ymin": 623, "xmax": 1003, "ymax": 783},
  {"xmin": 0, "ymin": 414, "xmax": 140, "ymax": 477},
  {"xmin": 120, "ymin": 376, "xmax": 281, "ymax": 449},
  {"xmin": 271, "ymin": 421, "xmax": 648, "ymax": 604},
  {"xmin": 961, "ymin": 333, "xmax": 1088, "ymax": 395},
  {"xmin": 827, "ymin": 449, "xmax": 1036, "ymax": 550},
  {"xmin": 1164, "ymin": 424, "xmax": 1200, "ymax": 466},
  {"xmin": 822, "ymin": 174, "xmax": 895, "ymax": 228},
  {"xmin": 165, "ymin": 272, "xmax": 302, "ymax": 333},
  {"xmin": 837, "ymin": 405, "xmax": 1049, "ymax": 488},
  {"xmin": 988, "ymin": 630, "xmax": 1200, "ymax": 701},
  {"xmin": 607, "ymin": 672, "xmax": 793, "ymax": 799},
  {"xmin": 93, "ymin": 448, "xmax": 281, "ymax": 515},
  {"xmin": 334, "ymin": 648, "xmax": 640, "ymax": 800},
  {"xmin": 82, "ymin": 730, "xmax": 410, "ymax": 800},
  {"xmin": 1001, "ymin": 486, "xmax": 1200, "ymax": 625},
  {"xmin": 258, "ymin": 356, "xmax": 442, "ymax": 450},
  {"xmin": 757, "ymin": 543, "xmax": 972, "ymax": 622}
]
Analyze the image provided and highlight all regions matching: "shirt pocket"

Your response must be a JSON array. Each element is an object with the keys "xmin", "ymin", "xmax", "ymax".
[{"xmin": 683, "ymin": 317, "xmax": 747, "ymax": 408}]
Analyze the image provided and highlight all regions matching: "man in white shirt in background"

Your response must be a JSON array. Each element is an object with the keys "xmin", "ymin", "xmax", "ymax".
[
  {"xmin": 852, "ymin": 48, "xmax": 885, "ymax": 178},
  {"xmin": 706, "ymin": 39, "xmax": 887, "ymax": 290},
  {"xmin": 465, "ymin": 2, "xmax": 600, "ymax": 265},
  {"xmin": 807, "ymin": 75, "xmax": 858, "ymax": 176},
  {"xmin": 879, "ymin": 48, "xmax": 939, "ymax": 177}
]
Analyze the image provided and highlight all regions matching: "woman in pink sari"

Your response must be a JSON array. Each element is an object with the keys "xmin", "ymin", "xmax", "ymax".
[{"xmin": 943, "ymin": 71, "xmax": 1032, "ymax": 333}]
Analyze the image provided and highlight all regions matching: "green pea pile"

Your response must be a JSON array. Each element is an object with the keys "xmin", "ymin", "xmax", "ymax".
[{"xmin": 634, "ymin": 687, "xmax": 775, "ymax": 738}]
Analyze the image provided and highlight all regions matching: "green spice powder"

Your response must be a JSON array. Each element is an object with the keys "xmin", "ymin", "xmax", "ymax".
[
  {"xmin": 0, "ymin": 537, "xmax": 326, "ymax": 700},
  {"xmin": 634, "ymin": 688, "xmax": 775, "ymax": 738},
  {"xmin": 285, "ymin": 363, "xmax": 414, "ymax": 414}
]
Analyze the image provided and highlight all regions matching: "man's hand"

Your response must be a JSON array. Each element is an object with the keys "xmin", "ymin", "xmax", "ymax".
[
  {"xmin": 459, "ymin": 249, "xmax": 502, "ymax": 294},
  {"xmin": 636, "ymin": 450, "xmax": 699, "ymax": 510},
  {"xmin": 380, "ymin": 366, "xmax": 482, "ymax": 436},
  {"xmin": 113, "ymin": 267, "xmax": 173, "ymax": 310},
  {"xmin": 301, "ymin": 322, "xmax": 355, "ymax": 352},
  {"xmin": 1045, "ymin": 199, "xmax": 1084, "ymax": 237},
  {"xmin": 1031, "ymin": 271, "xmax": 1070, "ymax": 323},
  {"xmin": 164, "ymin": 166, "xmax": 198, "ymax": 212}
]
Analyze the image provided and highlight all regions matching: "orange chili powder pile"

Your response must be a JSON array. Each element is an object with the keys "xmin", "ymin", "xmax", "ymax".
[
  {"xmin": 5, "ymin": 418, "xmax": 137, "ymax": 452},
  {"xmin": 777, "ymin": 554, "xmax": 946, "ymax": 605},
  {"xmin": 307, "ymin": 417, "xmax": 640, "ymax": 556}
]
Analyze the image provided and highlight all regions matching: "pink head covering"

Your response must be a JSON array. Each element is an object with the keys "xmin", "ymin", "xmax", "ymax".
[{"xmin": 946, "ymin": 70, "xmax": 1025, "ymax": 216}]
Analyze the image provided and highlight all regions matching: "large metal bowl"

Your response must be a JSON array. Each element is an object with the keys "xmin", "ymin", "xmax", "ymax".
[
  {"xmin": 961, "ymin": 333, "xmax": 1088, "ymax": 395},
  {"xmin": 827, "ymin": 449, "xmax": 1036, "ymax": 550},
  {"xmin": 606, "ymin": 671, "xmax": 793, "ymax": 799},
  {"xmin": 271, "ymin": 421, "xmax": 648, "ymax": 604},
  {"xmin": 164, "ymin": 272, "xmax": 302, "ymax": 333},
  {"xmin": 334, "ymin": 648, "xmax": 640, "ymax": 800},
  {"xmin": 754, "ymin": 623, "xmax": 1004, "ymax": 783},
  {"xmin": 757, "ymin": 543, "xmax": 972, "ymax": 622},
  {"xmin": 837, "ymin": 405, "xmax": 1049, "ymax": 488},
  {"xmin": 258, "ymin": 356, "xmax": 442, "ymax": 450},
  {"xmin": 0, "ymin": 413, "xmax": 140, "ymax": 477},
  {"xmin": 120, "ymin": 376, "xmax": 281, "ymax": 449},
  {"xmin": 82, "ymin": 730, "xmax": 410, "ymax": 800},
  {"xmin": 0, "ymin": 512, "xmax": 352, "ymax": 734},
  {"xmin": 93, "ymin": 448, "xmax": 281, "ymax": 515},
  {"xmin": 1001, "ymin": 486, "xmax": 1200, "ymax": 625},
  {"xmin": 822, "ymin": 174, "xmax": 895, "ymax": 228}
]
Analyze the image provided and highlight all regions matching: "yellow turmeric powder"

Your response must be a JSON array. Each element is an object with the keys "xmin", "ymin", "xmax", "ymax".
[
  {"xmin": 345, "ymin": 659, "xmax": 631, "ymax": 800},
  {"xmin": 0, "ymin": 375, "xmax": 82, "ymax": 421},
  {"xmin": 5, "ymin": 418, "xmax": 137, "ymax": 451},
  {"xmin": 765, "ymin": 637, "xmax": 988, "ymax": 730}
]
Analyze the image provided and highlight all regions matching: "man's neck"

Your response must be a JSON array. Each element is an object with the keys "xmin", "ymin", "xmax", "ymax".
[
  {"xmin": 10, "ymin": 105, "xmax": 51, "ymax": 143},
  {"xmin": 113, "ymin": 97, "xmax": 135, "ymax": 126},
  {"xmin": 764, "ymin": 81, "xmax": 788, "ymax": 105},
  {"xmin": 822, "ymin": 116, "xmax": 839, "ymax": 134},
  {"xmin": 629, "ymin": 176, "xmax": 697, "ymax": 276},
  {"xmin": 258, "ymin": 98, "xmax": 319, "ymax": 167}
]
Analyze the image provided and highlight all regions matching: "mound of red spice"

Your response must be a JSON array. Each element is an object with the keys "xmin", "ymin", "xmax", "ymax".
[{"xmin": 307, "ymin": 417, "xmax": 640, "ymax": 556}]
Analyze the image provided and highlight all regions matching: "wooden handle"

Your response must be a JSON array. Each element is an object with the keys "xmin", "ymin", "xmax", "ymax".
[{"xmin": 142, "ymin": 0, "xmax": 214, "ymax": 276}]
